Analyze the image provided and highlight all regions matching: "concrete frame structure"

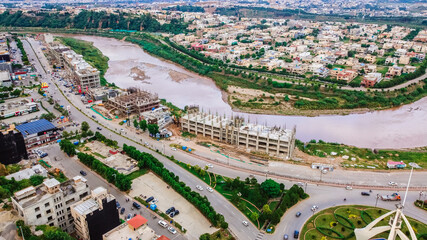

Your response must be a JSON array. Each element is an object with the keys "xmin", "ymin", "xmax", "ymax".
[
  {"xmin": 12, "ymin": 176, "xmax": 90, "ymax": 233},
  {"xmin": 181, "ymin": 108, "xmax": 296, "ymax": 160},
  {"xmin": 107, "ymin": 88, "xmax": 160, "ymax": 116}
]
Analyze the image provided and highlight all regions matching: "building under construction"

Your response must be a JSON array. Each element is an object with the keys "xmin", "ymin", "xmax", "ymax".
[
  {"xmin": 107, "ymin": 88, "xmax": 160, "ymax": 116},
  {"xmin": 181, "ymin": 108, "xmax": 296, "ymax": 160}
]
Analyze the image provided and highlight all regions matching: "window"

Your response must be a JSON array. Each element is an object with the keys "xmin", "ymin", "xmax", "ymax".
[
  {"xmin": 45, "ymin": 203, "xmax": 50, "ymax": 207},
  {"xmin": 49, "ymin": 223, "xmax": 54, "ymax": 227},
  {"xmin": 47, "ymin": 216, "xmax": 53, "ymax": 221},
  {"xmin": 46, "ymin": 209, "xmax": 51, "ymax": 214},
  {"xmin": 35, "ymin": 207, "xmax": 40, "ymax": 212},
  {"xmin": 36, "ymin": 214, "xmax": 41, "ymax": 219}
]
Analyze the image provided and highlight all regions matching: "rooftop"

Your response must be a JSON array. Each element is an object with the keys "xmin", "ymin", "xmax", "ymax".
[
  {"xmin": 128, "ymin": 215, "xmax": 148, "ymax": 229},
  {"xmin": 103, "ymin": 221, "xmax": 158, "ymax": 240},
  {"xmin": 15, "ymin": 119, "xmax": 56, "ymax": 137}
]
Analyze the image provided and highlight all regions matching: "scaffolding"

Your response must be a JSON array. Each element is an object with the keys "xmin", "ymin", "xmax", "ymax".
[{"xmin": 107, "ymin": 88, "xmax": 160, "ymax": 116}]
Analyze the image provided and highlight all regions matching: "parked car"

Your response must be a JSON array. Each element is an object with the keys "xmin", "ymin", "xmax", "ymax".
[
  {"xmin": 120, "ymin": 208, "xmax": 125, "ymax": 214},
  {"xmin": 296, "ymin": 212, "xmax": 301, "ymax": 217},
  {"xmin": 361, "ymin": 192, "xmax": 370, "ymax": 196},
  {"xmin": 346, "ymin": 186, "xmax": 353, "ymax": 190},
  {"xmin": 126, "ymin": 214, "xmax": 132, "ymax": 221},
  {"xmin": 388, "ymin": 181, "xmax": 397, "ymax": 186},
  {"xmin": 132, "ymin": 202, "xmax": 141, "ymax": 209},
  {"xmin": 170, "ymin": 211, "xmax": 176, "ymax": 218},
  {"xmin": 206, "ymin": 163, "xmax": 213, "ymax": 168},
  {"xmin": 158, "ymin": 220, "xmax": 168, "ymax": 228},
  {"xmin": 166, "ymin": 207, "xmax": 175, "ymax": 215},
  {"xmin": 206, "ymin": 187, "xmax": 213, "ymax": 193},
  {"xmin": 284, "ymin": 234, "xmax": 289, "ymax": 240},
  {"xmin": 150, "ymin": 199, "xmax": 158, "ymax": 204},
  {"xmin": 145, "ymin": 196, "xmax": 154, "ymax": 203},
  {"xmin": 92, "ymin": 115, "xmax": 96, "ymax": 118},
  {"xmin": 168, "ymin": 227, "xmax": 177, "ymax": 234},
  {"xmin": 294, "ymin": 230, "xmax": 299, "ymax": 239},
  {"xmin": 242, "ymin": 221, "xmax": 248, "ymax": 227},
  {"xmin": 97, "ymin": 127, "xmax": 102, "ymax": 130},
  {"xmin": 80, "ymin": 170, "xmax": 87, "ymax": 176},
  {"xmin": 173, "ymin": 210, "xmax": 180, "ymax": 217},
  {"xmin": 116, "ymin": 202, "xmax": 121, "ymax": 209}
]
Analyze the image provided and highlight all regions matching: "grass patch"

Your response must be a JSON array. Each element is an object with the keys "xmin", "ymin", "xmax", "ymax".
[
  {"xmin": 302, "ymin": 205, "xmax": 427, "ymax": 240},
  {"xmin": 126, "ymin": 169, "xmax": 148, "ymax": 180},
  {"xmin": 92, "ymin": 152, "xmax": 107, "ymax": 159}
]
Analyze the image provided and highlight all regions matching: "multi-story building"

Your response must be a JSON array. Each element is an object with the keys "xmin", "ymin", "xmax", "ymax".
[
  {"xmin": 15, "ymin": 119, "xmax": 60, "ymax": 149},
  {"xmin": 71, "ymin": 187, "xmax": 120, "ymax": 240},
  {"xmin": 62, "ymin": 50, "xmax": 101, "ymax": 90},
  {"xmin": 0, "ymin": 130, "xmax": 28, "ymax": 165},
  {"xmin": 11, "ymin": 176, "xmax": 90, "ymax": 233},
  {"xmin": 48, "ymin": 43, "xmax": 70, "ymax": 69},
  {"xmin": 362, "ymin": 72, "xmax": 383, "ymax": 88},
  {"xmin": 181, "ymin": 108, "xmax": 296, "ymax": 160}
]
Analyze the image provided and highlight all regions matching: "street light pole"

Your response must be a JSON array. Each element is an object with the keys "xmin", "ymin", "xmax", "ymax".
[{"xmin": 19, "ymin": 226, "xmax": 25, "ymax": 240}]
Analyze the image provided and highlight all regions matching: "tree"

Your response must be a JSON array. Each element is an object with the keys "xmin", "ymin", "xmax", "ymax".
[
  {"xmin": 147, "ymin": 124, "xmax": 159, "ymax": 135},
  {"xmin": 59, "ymin": 139, "xmax": 76, "ymax": 156},
  {"xmin": 40, "ymin": 112, "xmax": 56, "ymax": 121},
  {"xmin": 62, "ymin": 131, "xmax": 70, "ymax": 139},
  {"xmin": 220, "ymin": 221, "xmax": 228, "ymax": 229},
  {"xmin": 250, "ymin": 212, "xmax": 259, "ymax": 222},
  {"xmin": 29, "ymin": 175, "xmax": 45, "ymax": 186},
  {"xmin": 284, "ymin": 95, "xmax": 290, "ymax": 102},
  {"xmin": 261, "ymin": 179, "xmax": 281, "ymax": 198},
  {"xmin": 139, "ymin": 119, "xmax": 147, "ymax": 131},
  {"xmin": 262, "ymin": 204, "xmax": 272, "ymax": 215},
  {"xmin": 81, "ymin": 121, "xmax": 89, "ymax": 132},
  {"xmin": 133, "ymin": 119, "xmax": 138, "ymax": 128}
]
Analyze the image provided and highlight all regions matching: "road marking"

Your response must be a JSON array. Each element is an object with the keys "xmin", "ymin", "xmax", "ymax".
[{"xmin": 255, "ymin": 232, "xmax": 264, "ymax": 240}]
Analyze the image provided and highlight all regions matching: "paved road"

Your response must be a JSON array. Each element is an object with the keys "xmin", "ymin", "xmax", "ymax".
[{"xmin": 24, "ymin": 37, "xmax": 427, "ymax": 240}]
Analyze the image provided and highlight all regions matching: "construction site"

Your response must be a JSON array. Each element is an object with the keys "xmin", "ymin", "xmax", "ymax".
[
  {"xmin": 180, "ymin": 107, "xmax": 296, "ymax": 160},
  {"xmin": 106, "ymin": 88, "xmax": 160, "ymax": 117}
]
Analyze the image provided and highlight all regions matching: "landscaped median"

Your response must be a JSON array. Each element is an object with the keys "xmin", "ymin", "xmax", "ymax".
[
  {"xmin": 301, "ymin": 205, "xmax": 427, "ymax": 240},
  {"xmin": 171, "ymin": 157, "xmax": 309, "ymax": 233}
]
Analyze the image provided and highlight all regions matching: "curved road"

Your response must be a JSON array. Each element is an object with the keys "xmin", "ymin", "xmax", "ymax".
[{"xmin": 23, "ymin": 37, "xmax": 427, "ymax": 240}]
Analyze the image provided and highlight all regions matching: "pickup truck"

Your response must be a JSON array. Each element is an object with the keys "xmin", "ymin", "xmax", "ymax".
[{"xmin": 381, "ymin": 193, "xmax": 401, "ymax": 201}]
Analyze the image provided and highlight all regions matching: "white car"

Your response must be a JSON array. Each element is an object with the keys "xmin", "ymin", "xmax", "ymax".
[
  {"xmin": 171, "ymin": 147, "xmax": 177, "ymax": 151},
  {"xmin": 150, "ymin": 199, "xmax": 158, "ymax": 204},
  {"xmin": 388, "ymin": 181, "xmax": 397, "ymax": 186},
  {"xmin": 158, "ymin": 220, "xmax": 168, "ymax": 228},
  {"xmin": 196, "ymin": 185, "xmax": 204, "ymax": 191},
  {"xmin": 168, "ymin": 226, "xmax": 177, "ymax": 234},
  {"xmin": 207, "ymin": 187, "xmax": 213, "ymax": 193},
  {"xmin": 345, "ymin": 186, "xmax": 353, "ymax": 190},
  {"xmin": 206, "ymin": 163, "xmax": 213, "ymax": 168},
  {"xmin": 242, "ymin": 221, "xmax": 249, "ymax": 227}
]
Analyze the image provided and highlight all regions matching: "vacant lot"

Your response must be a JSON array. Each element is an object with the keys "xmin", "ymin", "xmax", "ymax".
[{"xmin": 130, "ymin": 172, "xmax": 217, "ymax": 239}]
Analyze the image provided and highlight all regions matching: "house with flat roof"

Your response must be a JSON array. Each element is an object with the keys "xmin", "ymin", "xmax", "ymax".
[
  {"xmin": 15, "ymin": 119, "xmax": 59, "ymax": 149},
  {"xmin": 103, "ymin": 215, "xmax": 165, "ymax": 240}
]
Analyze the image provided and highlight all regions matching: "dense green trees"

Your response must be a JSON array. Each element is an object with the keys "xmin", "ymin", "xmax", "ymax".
[
  {"xmin": 261, "ymin": 179, "xmax": 281, "ymax": 198},
  {"xmin": 59, "ymin": 139, "xmax": 76, "ymax": 156},
  {"xmin": 0, "ymin": 10, "xmax": 188, "ymax": 34},
  {"xmin": 16, "ymin": 221, "xmax": 73, "ymax": 240},
  {"xmin": 77, "ymin": 152, "xmax": 131, "ymax": 191},
  {"xmin": 94, "ymin": 131, "xmax": 118, "ymax": 148},
  {"xmin": 123, "ymin": 144, "xmax": 227, "ymax": 228},
  {"xmin": 139, "ymin": 119, "xmax": 147, "ymax": 131},
  {"xmin": 147, "ymin": 124, "xmax": 159, "ymax": 135}
]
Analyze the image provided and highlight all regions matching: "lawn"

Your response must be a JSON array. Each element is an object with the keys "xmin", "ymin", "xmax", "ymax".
[
  {"xmin": 126, "ymin": 169, "xmax": 148, "ymax": 180},
  {"xmin": 301, "ymin": 205, "xmax": 427, "ymax": 240}
]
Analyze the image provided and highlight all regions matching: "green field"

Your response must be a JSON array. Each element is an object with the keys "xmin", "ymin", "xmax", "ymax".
[{"xmin": 301, "ymin": 205, "xmax": 427, "ymax": 240}]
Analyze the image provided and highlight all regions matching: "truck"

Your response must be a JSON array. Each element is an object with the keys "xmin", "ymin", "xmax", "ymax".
[{"xmin": 381, "ymin": 193, "xmax": 401, "ymax": 201}]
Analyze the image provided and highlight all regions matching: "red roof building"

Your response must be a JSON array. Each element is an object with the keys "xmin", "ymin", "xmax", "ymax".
[
  {"xmin": 127, "ymin": 215, "xmax": 148, "ymax": 230},
  {"xmin": 157, "ymin": 236, "xmax": 170, "ymax": 240}
]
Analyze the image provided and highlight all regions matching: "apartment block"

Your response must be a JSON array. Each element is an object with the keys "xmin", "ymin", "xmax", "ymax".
[
  {"xmin": 71, "ymin": 187, "xmax": 120, "ymax": 240},
  {"xmin": 362, "ymin": 72, "xmax": 383, "ymax": 88},
  {"xmin": 62, "ymin": 50, "xmax": 101, "ymax": 90},
  {"xmin": 181, "ymin": 109, "xmax": 296, "ymax": 160},
  {"xmin": 12, "ymin": 176, "xmax": 90, "ymax": 233}
]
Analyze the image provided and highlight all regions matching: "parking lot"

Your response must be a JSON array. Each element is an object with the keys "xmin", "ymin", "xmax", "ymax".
[{"xmin": 130, "ymin": 172, "xmax": 218, "ymax": 239}]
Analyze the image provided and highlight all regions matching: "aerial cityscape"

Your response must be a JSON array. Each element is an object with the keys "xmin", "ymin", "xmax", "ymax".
[{"xmin": 0, "ymin": 0, "xmax": 426, "ymax": 240}]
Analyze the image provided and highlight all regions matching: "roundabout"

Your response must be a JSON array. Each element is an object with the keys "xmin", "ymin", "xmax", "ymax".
[{"xmin": 301, "ymin": 205, "xmax": 427, "ymax": 240}]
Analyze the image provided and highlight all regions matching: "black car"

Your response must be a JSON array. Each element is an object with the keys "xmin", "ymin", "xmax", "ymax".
[
  {"xmin": 170, "ymin": 211, "xmax": 176, "ymax": 217},
  {"xmin": 173, "ymin": 210, "xmax": 179, "ymax": 217},
  {"xmin": 166, "ymin": 207, "xmax": 175, "ymax": 215},
  {"xmin": 296, "ymin": 212, "xmax": 301, "ymax": 217},
  {"xmin": 97, "ymin": 127, "xmax": 102, "ymax": 130},
  {"xmin": 361, "ymin": 192, "xmax": 370, "ymax": 196},
  {"xmin": 294, "ymin": 230, "xmax": 299, "ymax": 239},
  {"xmin": 120, "ymin": 208, "xmax": 125, "ymax": 214},
  {"xmin": 145, "ymin": 196, "xmax": 154, "ymax": 203},
  {"xmin": 133, "ymin": 202, "xmax": 141, "ymax": 209},
  {"xmin": 80, "ymin": 170, "xmax": 87, "ymax": 176}
]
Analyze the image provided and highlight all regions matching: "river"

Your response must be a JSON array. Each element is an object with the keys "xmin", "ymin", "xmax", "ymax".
[{"xmin": 75, "ymin": 35, "xmax": 427, "ymax": 149}]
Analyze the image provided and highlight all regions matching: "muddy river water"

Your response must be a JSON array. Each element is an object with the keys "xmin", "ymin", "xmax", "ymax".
[{"xmin": 75, "ymin": 35, "xmax": 427, "ymax": 149}]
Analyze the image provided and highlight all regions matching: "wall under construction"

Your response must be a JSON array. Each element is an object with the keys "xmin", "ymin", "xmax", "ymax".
[
  {"xmin": 107, "ymin": 88, "xmax": 160, "ymax": 116},
  {"xmin": 181, "ymin": 108, "xmax": 296, "ymax": 160}
]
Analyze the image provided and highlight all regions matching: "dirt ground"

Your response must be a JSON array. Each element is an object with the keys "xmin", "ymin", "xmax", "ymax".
[
  {"xmin": 130, "ymin": 66, "xmax": 150, "ymax": 82},
  {"xmin": 168, "ymin": 70, "xmax": 191, "ymax": 82},
  {"xmin": 130, "ymin": 172, "xmax": 218, "ymax": 239},
  {"xmin": 82, "ymin": 141, "xmax": 137, "ymax": 175},
  {"xmin": 0, "ymin": 209, "xmax": 20, "ymax": 240}
]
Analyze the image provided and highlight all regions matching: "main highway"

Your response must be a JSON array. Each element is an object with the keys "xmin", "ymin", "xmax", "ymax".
[{"xmin": 22, "ymin": 36, "xmax": 427, "ymax": 240}]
